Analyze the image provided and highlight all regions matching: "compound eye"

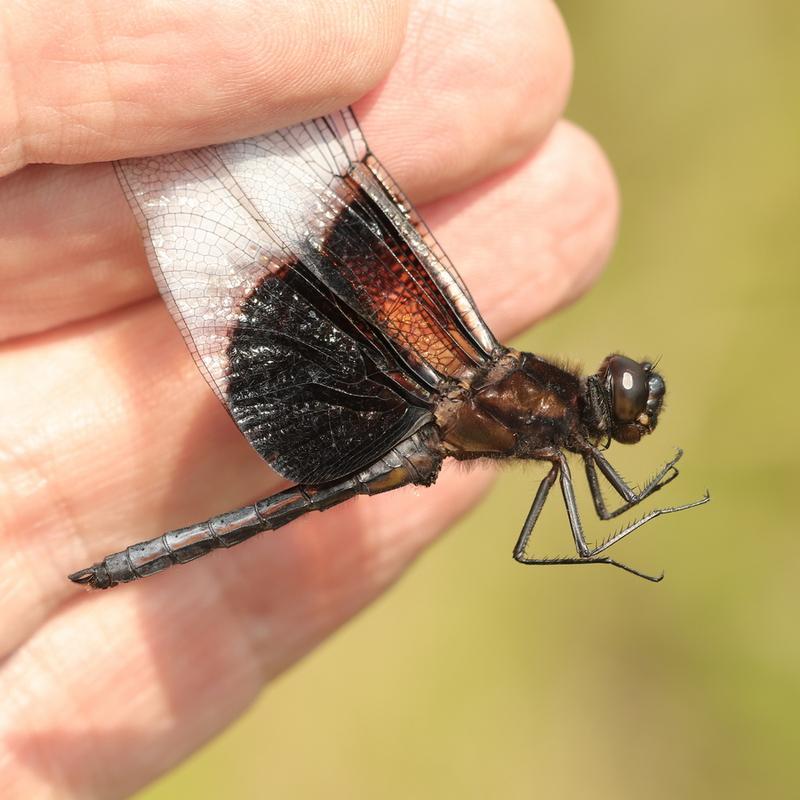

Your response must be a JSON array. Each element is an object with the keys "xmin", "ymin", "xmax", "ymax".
[{"xmin": 607, "ymin": 356, "xmax": 648, "ymax": 422}]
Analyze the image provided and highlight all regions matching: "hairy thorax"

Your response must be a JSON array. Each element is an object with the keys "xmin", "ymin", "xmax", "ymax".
[{"xmin": 435, "ymin": 350, "xmax": 586, "ymax": 461}]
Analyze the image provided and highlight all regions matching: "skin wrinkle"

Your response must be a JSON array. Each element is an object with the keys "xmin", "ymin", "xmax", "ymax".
[
  {"xmin": 6, "ymin": 608, "xmax": 128, "ymax": 795},
  {"xmin": 0, "ymin": 426, "xmax": 83, "ymax": 563},
  {"xmin": 177, "ymin": 558, "xmax": 267, "ymax": 692},
  {"xmin": 0, "ymin": 300, "xmax": 163, "ymax": 590},
  {"xmin": 0, "ymin": 290, "xmax": 158, "ymax": 356},
  {"xmin": 0, "ymin": 4, "xmax": 25, "ymax": 172},
  {"xmin": 0, "ymin": 163, "xmax": 151, "ymax": 342},
  {"xmin": 82, "ymin": 0, "xmax": 117, "ymax": 149},
  {"xmin": 1, "ymin": 643, "xmax": 80, "ymax": 792}
]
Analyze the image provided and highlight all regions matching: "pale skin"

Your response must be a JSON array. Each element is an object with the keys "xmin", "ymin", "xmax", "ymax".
[{"xmin": 0, "ymin": 1, "xmax": 619, "ymax": 796}]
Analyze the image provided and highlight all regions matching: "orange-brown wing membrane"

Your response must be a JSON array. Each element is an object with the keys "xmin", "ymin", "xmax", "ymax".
[
  {"xmin": 359, "ymin": 153, "xmax": 498, "ymax": 366},
  {"xmin": 316, "ymin": 172, "xmax": 489, "ymax": 383}
]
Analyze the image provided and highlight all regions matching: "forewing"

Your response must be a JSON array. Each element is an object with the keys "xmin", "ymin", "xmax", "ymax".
[
  {"xmin": 210, "ymin": 109, "xmax": 499, "ymax": 383},
  {"xmin": 114, "ymin": 108, "xmax": 498, "ymax": 482}
]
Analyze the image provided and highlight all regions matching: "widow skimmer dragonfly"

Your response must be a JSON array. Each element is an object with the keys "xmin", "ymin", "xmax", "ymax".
[{"xmin": 69, "ymin": 108, "xmax": 708, "ymax": 590}]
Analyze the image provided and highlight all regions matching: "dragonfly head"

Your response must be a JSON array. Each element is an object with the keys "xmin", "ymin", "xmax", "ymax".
[{"xmin": 587, "ymin": 355, "xmax": 665, "ymax": 445}]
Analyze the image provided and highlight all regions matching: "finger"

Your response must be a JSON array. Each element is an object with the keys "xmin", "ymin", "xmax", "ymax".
[
  {"xmin": 0, "ymin": 163, "xmax": 152, "ymax": 340},
  {"xmin": 0, "ymin": 0, "xmax": 573, "ymax": 340},
  {"xmin": 0, "ymin": 0, "xmax": 410, "ymax": 175},
  {"xmin": 0, "ymin": 120, "xmax": 618, "ymax": 655},
  {"xmin": 359, "ymin": 0, "xmax": 573, "ymax": 200},
  {"xmin": 428, "ymin": 121, "xmax": 619, "ymax": 336}
]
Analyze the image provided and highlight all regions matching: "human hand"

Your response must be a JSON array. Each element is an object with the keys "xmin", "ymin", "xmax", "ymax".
[{"xmin": 0, "ymin": 1, "xmax": 617, "ymax": 795}]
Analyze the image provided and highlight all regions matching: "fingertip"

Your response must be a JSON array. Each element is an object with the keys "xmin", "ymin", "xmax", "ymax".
[
  {"xmin": 421, "ymin": 120, "xmax": 620, "ymax": 339},
  {"xmin": 549, "ymin": 121, "xmax": 620, "ymax": 302},
  {"xmin": 2, "ymin": 0, "xmax": 412, "ymax": 171}
]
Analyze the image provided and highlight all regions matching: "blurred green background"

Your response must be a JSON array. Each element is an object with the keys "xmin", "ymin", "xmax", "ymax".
[{"xmin": 140, "ymin": 3, "xmax": 800, "ymax": 798}]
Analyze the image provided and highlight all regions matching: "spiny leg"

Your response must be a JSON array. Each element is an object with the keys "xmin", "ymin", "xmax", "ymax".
[
  {"xmin": 512, "ymin": 463, "xmax": 558, "ymax": 562},
  {"xmin": 513, "ymin": 455, "xmax": 664, "ymax": 582},
  {"xmin": 515, "ymin": 555, "xmax": 665, "ymax": 582},
  {"xmin": 573, "ymin": 450, "xmax": 710, "ymax": 570},
  {"xmin": 584, "ymin": 448, "xmax": 683, "ymax": 521},
  {"xmin": 597, "ymin": 447, "xmax": 682, "ymax": 501},
  {"xmin": 558, "ymin": 455, "xmax": 666, "ymax": 580},
  {"xmin": 587, "ymin": 492, "xmax": 711, "ymax": 557}
]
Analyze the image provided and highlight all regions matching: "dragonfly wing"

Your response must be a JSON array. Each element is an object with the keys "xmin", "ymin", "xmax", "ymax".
[{"xmin": 114, "ymin": 108, "xmax": 500, "ymax": 483}]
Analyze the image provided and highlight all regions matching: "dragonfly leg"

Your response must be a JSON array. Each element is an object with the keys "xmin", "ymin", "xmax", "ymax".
[
  {"xmin": 512, "ymin": 462, "xmax": 559, "ymax": 562},
  {"xmin": 512, "ymin": 453, "xmax": 598, "ymax": 563},
  {"xmin": 69, "ymin": 427, "xmax": 442, "ymax": 589},
  {"xmin": 514, "ymin": 452, "xmax": 669, "ymax": 582},
  {"xmin": 584, "ymin": 448, "xmax": 682, "ymax": 520},
  {"xmin": 586, "ymin": 491, "xmax": 710, "ymax": 558}
]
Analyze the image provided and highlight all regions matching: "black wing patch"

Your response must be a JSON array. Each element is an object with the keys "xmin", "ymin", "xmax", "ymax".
[{"xmin": 226, "ymin": 264, "xmax": 431, "ymax": 484}]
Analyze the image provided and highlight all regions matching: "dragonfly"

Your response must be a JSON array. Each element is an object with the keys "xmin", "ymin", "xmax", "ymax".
[{"xmin": 69, "ymin": 108, "xmax": 708, "ymax": 590}]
